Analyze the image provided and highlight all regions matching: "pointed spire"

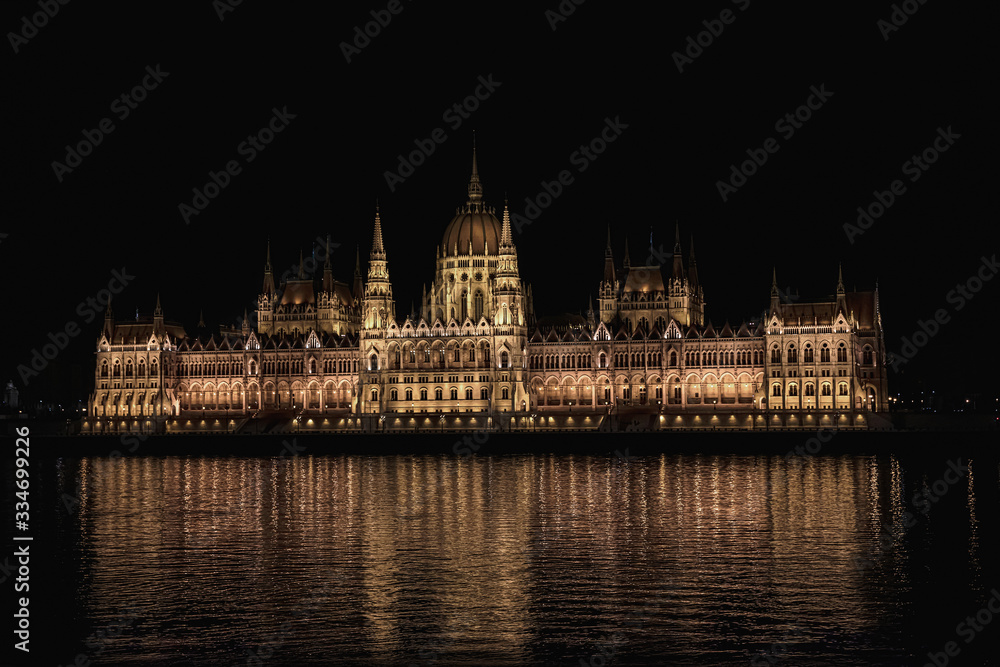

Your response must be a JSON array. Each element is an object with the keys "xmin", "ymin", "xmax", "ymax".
[
  {"xmin": 672, "ymin": 222, "xmax": 684, "ymax": 280},
  {"xmin": 769, "ymin": 267, "xmax": 782, "ymax": 317},
  {"xmin": 603, "ymin": 227, "xmax": 615, "ymax": 284},
  {"xmin": 500, "ymin": 196, "xmax": 513, "ymax": 247},
  {"xmin": 297, "ymin": 248, "xmax": 305, "ymax": 279},
  {"xmin": 623, "ymin": 237, "xmax": 631, "ymax": 269},
  {"xmin": 103, "ymin": 296, "xmax": 114, "ymax": 337},
  {"xmin": 322, "ymin": 234, "xmax": 334, "ymax": 292},
  {"xmin": 262, "ymin": 239, "xmax": 275, "ymax": 295},
  {"xmin": 467, "ymin": 132, "xmax": 483, "ymax": 204},
  {"xmin": 242, "ymin": 308, "xmax": 249, "ymax": 335},
  {"xmin": 371, "ymin": 201, "xmax": 385, "ymax": 258},
  {"xmin": 197, "ymin": 309, "xmax": 205, "ymax": 329},
  {"xmin": 154, "ymin": 293, "xmax": 162, "ymax": 316},
  {"xmin": 836, "ymin": 263, "xmax": 847, "ymax": 315}
]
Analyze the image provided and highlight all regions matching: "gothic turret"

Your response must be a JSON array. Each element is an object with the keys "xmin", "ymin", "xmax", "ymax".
[
  {"xmin": 835, "ymin": 263, "xmax": 847, "ymax": 316},
  {"xmin": 262, "ymin": 240, "xmax": 275, "ymax": 295},
  {"xmin": 494, "ymin": 199, "xmax": 524, "ymax": 326},
  {"xmin": 362, "ymin": 204, "xmax": 394, "ymax": 330},
  {"xmin": 322, "ymin": 235, "xmax": 334, "ymax": 293},
  {"xmin": 153, "ymin": 294, "xmax": 164, "ymax": 336},
  {"xmin": 103, "ymin": 297, "xmax": 114, "ymax": 338},
  {"xmin": 770, "ymin": 267, "xmax": 781, "ymax": 316},
  {"xmin": 672, "ymin": 223, "xmax": 685, "ymax": 281}
]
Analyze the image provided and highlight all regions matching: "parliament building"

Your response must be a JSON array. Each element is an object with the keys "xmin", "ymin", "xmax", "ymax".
[{"xmin": 84, "ymin": 149, "xmax": 889, "ymax": 434}]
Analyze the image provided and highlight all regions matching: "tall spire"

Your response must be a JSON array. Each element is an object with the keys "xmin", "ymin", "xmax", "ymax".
[
  {"xmin": 623, "ymin": 237, "xmax": 631, "ymax": 269},
  {"xmin": 672, "ymin": 222, "xmax": 684, "ymax": 280},
  {"xmin": 500, "ymin": 195, "xmax": 513, "ymax": 247},
  {"xmin": 197, "ymin": 308, "xmax": 205, "ymax": 329},
  {"xmin": 687, "ymin": 236, "xmax": 698, "ymax": 288},
  {"xmin": 154, "ymin": 293, "xmax": 162, "ymax": 317},
  {"xmin": 297, "ymin": 248, "xmax": 305, "ymax": 279},
  {"xmin": 836, "ymin": 263, "xmax": 847, "ymax": 315},
  {"xmin": 262, "ymin": 239, "xmax": 275, "ymax": 295},
  {"xmin": 371, "ymin": 201, "xmax": 385, "ymax": 258},
  {"xmin": 770, "ymin": 267, "xmax": 781, "ymax": 315},
  {"xmin": 366, "ymin": 203, "xmax": 390, "ymax": 283},
  {"xmin": 103, "ymin": 296, "xmax": 114, "ymax": 337},
  {"xmin": 467, "ymin": 132, "xmax": 483, "ymax": 204},
  {"xmin": 322, "ymin": 234, "xmax": 334, "ymax": 292},
  {"xmin": 362, "ymin": 201, "xmax": 394, "ymax": 330}
]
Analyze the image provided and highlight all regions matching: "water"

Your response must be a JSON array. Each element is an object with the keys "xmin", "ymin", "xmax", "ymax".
[{"xmin": 22, "ymin": 449, "xmax": 1000, "ymax": 665}]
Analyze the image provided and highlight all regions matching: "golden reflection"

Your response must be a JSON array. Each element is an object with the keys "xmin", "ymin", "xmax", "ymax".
[
  {"xmin": 68, "ymin": 451, "xmax": 957, "ymax": 663},
  {"xmin": 967, "ymin": 458, "xmax": 980, "ymax": 591}
]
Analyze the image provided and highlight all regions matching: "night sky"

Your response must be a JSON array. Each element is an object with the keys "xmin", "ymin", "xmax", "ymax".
[{"xmin": 3, "ymin": 1, "xmax": 995, "ymax": 407}]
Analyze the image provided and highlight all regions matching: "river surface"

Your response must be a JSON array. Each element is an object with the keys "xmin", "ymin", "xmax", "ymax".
[{"xmin": 20, "ymin": 450, "xmax": 1000, "ymax": 665}]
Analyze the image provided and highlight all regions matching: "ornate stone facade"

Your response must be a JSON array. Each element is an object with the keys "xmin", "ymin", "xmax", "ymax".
[{"xmin": 84, "ymin": 149, "xmax": 888, "ymax": 434}]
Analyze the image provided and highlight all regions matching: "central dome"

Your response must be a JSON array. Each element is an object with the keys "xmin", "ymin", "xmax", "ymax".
[
  {"xmin": 441, "ymin": 204, "xmax": 501, "ymax": 256},
  {"xmin": 440, "ymin": 137, "xmax": 502, "ymax": 256}
]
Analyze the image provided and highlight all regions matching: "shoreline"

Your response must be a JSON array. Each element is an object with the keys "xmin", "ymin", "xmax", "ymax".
[{"xmin": 20, "ymin": 428, "xmax": 1000, "ymax": 458}]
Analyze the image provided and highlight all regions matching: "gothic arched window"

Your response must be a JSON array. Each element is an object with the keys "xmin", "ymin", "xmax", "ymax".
[{"xmin": 474, "ymin": 291, "xmax": 484, "ymax": 322}]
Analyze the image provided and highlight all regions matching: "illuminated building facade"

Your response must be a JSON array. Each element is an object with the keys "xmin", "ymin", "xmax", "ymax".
[{"xmin": 84, "ymin": 149, "xmax": 888, "ymax": 433}]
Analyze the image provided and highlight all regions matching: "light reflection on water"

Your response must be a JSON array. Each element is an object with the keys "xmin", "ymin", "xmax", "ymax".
[{"xmin": 51, "ymin": 453, "xmax": 994, "ymax": 666}]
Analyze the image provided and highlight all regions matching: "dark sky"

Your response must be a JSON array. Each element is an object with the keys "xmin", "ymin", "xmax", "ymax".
[{"xmin": 3, "ymin": 1, "xmax": 995, "ymax": 406}]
